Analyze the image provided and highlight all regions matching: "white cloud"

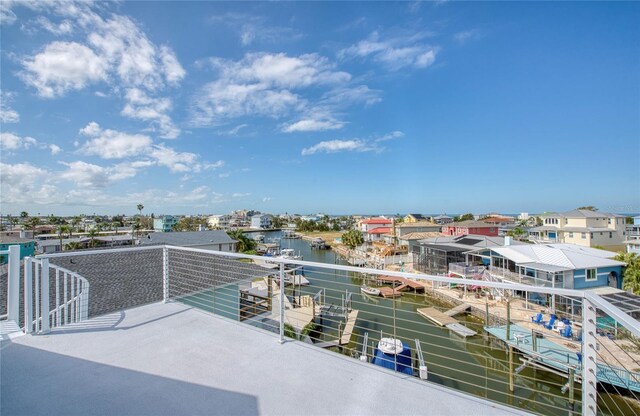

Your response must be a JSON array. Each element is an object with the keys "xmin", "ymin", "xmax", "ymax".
[
  {"xmin": 208, "ymin": 13, "xmax": 303, "ymax": 47},
  {"xmin": 49, "ymin": 144, "xmax": 62, "ymax": 155},
  {"xmin": 21, "ymin": 41, "xmax": 108, "ymax": 98},
  {"xmin": 30, "ymin": 16, "xmax": 73, "ymax": 35},
  {"xmin": 339, "ymin": 31, "xmax": 438, "ymax": 71},
  {"xmin": 58, "ymin": 160, "xmax": 113, "ymax": 188},
  {"xmin": 79, "ymin": 122, "xmax": 153, "ymax": 159},
  {"xmin": 283, "ymin": 118, "xmax": 345, "ymax": 133},
  {"xmin": 0, "ymin": 132, "xmax": 36, "ymax": 151},
  {"xmin": 232, "ymin": 192, "xmax": 251, "ymax": 198},
  {"xmin": 454, "ymin": 29, "xmax": 481, "ymax": 44},
  {"xmin": 301, "ymin": 139, "xmax": 373, "ymax": 156},
  {"xmin": 121, "ymin": 88, "xmax": 179, "ymax": 139},
  {"xmin": 17, "ymin": 3, "xmax": 184, "ymax": 135},
  {"xmin": 321, "ymin": 85, "xmax": 382, "ymax": 107},
  {"xmin": 262, "ymin": 197, "xmax": 272, "ymax": 202},
  {"xmin": 218, "ymin": 172, "xmax": 230, "ymax": 178},
  {"xmin": 0, "ymin": 162, "xmax": 55, "ymax": 205},
  {"xmin": 191, "ymin": 52, "xmax": 350, "ymax": 126},
  {"xmin": 0, "ymin": 90, "xmax": 20, "ymax": 123},
  {"xmin": 0, "ymin": 1, "xmax": 17, "ymax": 25},
  {"xmin": 302, "ymin": 131, "xmax": 404, "ymax": 156}
]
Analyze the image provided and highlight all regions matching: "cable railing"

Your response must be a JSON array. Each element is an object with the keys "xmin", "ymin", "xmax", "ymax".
[{"xmin": 19, "ymin": 245, "xmax": 640, "ymax": 416}]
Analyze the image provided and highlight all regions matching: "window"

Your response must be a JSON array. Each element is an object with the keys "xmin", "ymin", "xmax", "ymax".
[
  {"xmin": 569, "ymin": 232, "xmax": 574, "ymax": 238},
  {"xmin": 581, "ymin": 233, "xmax": 586, "ymax": 239},
  {"xmin": 609, "ymin": 232, "xmax": 612, "ymax": 238},
  {"xmin": 590, "ymin": 233, "xmax": 593, "ymax": 239},
  {"xmin": 585, "ymin": 269, "xmax": 597, "ymax": 281}
]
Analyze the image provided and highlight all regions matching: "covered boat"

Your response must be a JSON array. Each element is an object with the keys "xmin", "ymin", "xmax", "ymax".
[
  {"xmin": 360, "ymin": 284, "xmax": 381, "ymax": 296},
  {"xmin": 372, "ymin": 338, "xmax": 413, "ymax": 375}
]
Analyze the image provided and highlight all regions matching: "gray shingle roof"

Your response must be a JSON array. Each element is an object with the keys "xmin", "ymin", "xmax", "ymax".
[{"xmin": 140, "ymin": 230, "xmax": 237, "ymax": 247}]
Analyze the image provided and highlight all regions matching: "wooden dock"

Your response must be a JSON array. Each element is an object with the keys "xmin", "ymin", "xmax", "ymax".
[
  {"xmin": 445, "ymin": 303, "xmax": 472, "ymax": 317},
  {"xmin": 340, "ymin": 310, "xmax": 360, "ymax": 345},
  {"xmin": 378, "ymin": 287, "xmax": 402, "ymax": 298},
  {"xmin": 417, "ymin": 307, "xmax": 477, "ymax": 337},
  {"xmin": 417, "ymin": 307, "xmax": 458, "ymax": 326},
  {"xmin": 376, "ymin": 276, "xmax": 424, "ymax": 293}
]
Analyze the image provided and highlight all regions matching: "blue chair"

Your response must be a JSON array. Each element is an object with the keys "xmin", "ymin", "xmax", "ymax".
[
  {"xmin": 576, "ymin": 352, "xmax": 582, "ymax": 363},
  {"xmin": 561, "ymin": 325, "xmax": 572, "ymax": 338},
  {"xmin": 544, "ymin": 315, "xmax": 557, "ymax": 330},
  {"xmin": 531, "ymin": 313, "xmax": 543, "ymax": 324}
]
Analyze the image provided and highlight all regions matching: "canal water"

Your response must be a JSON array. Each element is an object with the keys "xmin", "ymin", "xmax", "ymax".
[{"xmin": 192, "ymin": 230, "xmax": 633, "ymax": 415}]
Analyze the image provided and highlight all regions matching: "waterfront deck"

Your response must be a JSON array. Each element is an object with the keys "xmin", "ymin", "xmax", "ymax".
[
  {"xmin": 417, "ymin": 307, "xmax": 477, "ymax": 338},
  {"xmin": 1, "ymin": 302, "xmax": 525, "ymax": 415},
  {"xmin": 485, "ymin": 324, "xmax": 640, "ymax": 393}
]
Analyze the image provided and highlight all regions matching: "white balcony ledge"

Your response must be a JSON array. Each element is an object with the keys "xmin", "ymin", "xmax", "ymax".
[{"xmin": 2, "ymin": 302, "xmax": 525, "ymax": 416}]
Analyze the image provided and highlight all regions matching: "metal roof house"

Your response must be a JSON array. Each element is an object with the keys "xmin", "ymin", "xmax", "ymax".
[{"xmin": 465, "ymin": 243, "xmax": 626, "ymax": 291}]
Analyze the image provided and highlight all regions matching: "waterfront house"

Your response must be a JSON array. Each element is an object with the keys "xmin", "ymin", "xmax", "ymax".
[
  {"xmin": 411, "ymin": 235, "xmax": 522, "ymax": 274},
  {"xmin": 359, "ymin": 217, "xmax": 392, "ymax": 233},
  {"xmin": 625, "ymin": 216, "xmax": 640, "ymax": 255},
  {"xmin": 208, "ymin": 214, "xmax": 232, "ymax": 230},
  {"xmin": 441, "ymin": 220, "xmax": 499, "ymax": 237},
  {"xmin": 465, "ymin": 243, "xmax": 625, "ymax": 290},
  {"xmin": 140, "ymin": 230, "xmax": 237, "ymax": 252},
  {"xmin": 250, "ymin": 214, "xmax": 273, "ymax": 229},
  {"xmin": 403, "ymin": 214, "xmax": 426, "ymax": 223},
  {"xmin": 153, "ymin": 215, "xmax": 178, "ymax": 232},
  {"xmin": 382, "ymin": 221, "xmax": 442, "ymax": 245},
  {"xmin": 528, "ymin": 209, "xmax": 626, "ymax": 250}
]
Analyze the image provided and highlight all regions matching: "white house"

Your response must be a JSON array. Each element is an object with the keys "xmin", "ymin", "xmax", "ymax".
[
  {"xmin": 250, "ymin": 214, "xmax": 273, "ymax": 229},
  {"xmin": 208, "ymin": 214, "xmax": 232, "ymax": 230},
  {"xmin": 528, "ymin": 209, "xmax": 626, "ymax": 250}
]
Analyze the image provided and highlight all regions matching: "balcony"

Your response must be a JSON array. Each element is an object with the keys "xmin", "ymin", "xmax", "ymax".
[
  {"xmin": 2, "ymin": 245, "xmax": 639, "ymax": 415},
  {"xmin": 449, "ymin": 262, "xmax": 486, "ymax": 277}
]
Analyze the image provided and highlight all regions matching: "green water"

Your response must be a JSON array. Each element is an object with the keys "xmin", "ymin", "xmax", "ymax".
[{"xmin": 180, "ymin": 231, "xmax": 637, "ymax": 416}]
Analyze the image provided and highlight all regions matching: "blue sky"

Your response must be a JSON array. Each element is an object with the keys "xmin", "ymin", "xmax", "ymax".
[{"xmin": 1, "ymin": 1, "xmax": 639, "ymax": 216}]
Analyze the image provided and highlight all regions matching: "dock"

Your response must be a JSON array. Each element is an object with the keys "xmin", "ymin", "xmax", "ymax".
[
  {"xmin": 376, "ymin": 276, "xmax": 425, "ymax": 293},
  {"xmin": 485, "ymin": 324, "xmax": 640, "ymax": 393},
  {"xmin": 340, "ymin": 310, "xmax": 360, "ymax": 345},
  {"xmin": 417, "ymin": 306, "xmax": 477, "ymax": 337},
  {"xmin": 378, "ymin": 287, "xmax": 402, "ymax": 298}
]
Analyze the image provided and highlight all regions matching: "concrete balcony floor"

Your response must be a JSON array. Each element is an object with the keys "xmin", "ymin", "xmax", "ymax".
[{"xmin": 1, "ymin": 302, "xmax": 526, "ymax": 415}]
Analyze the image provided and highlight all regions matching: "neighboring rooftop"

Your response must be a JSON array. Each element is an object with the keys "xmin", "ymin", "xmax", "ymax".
[
  {"xmin": 361, "ymin": 218, "xmax": 393, "ymax": 225},
  {"xmin": 0, "ymin": 236, "xmax": 34, "ymax": 244},
  {"xmin": 140, "ymin": 230, "xmax": 237, "ymax": 247},
  {"xmin": 489, "ymin": 244, "xmax": 625, "ymax": 271},
  {"xmin": 417, "ymin": 234, "xmax": 523, "ymax": 250},
  {"xmin": 1, "ymin": 301, "xmax": 523, "ymax": 416},
  {"xmin": 443, "ymin": 220, "xmax": 496, "ymax": 228},
  {"xmin": 539, "ymin": 209, "xmax": 624, "ymax": 218}
]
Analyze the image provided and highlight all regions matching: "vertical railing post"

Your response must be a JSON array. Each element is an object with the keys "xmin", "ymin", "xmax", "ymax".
[
  {"xmin": 40, "ymin": 258, "xmax": 50, "ymax": 333},
  {"xmin": 582, "ymin": 297, "xmax": 598, "ymax": 416},
  {"xmin": 7, "ymin": 245, "xmax": 20, "ymax": 322},
  {"xmin": 23, "ymin": 258, "xmax": 33, "ymax": 334},
  {"xmin": 279, "ymin": 262, "xmax": 285, "ymax": 343},
  {"xmin": 81, "ymin": 282, "xmax": 89, "ymax": 321},
  {"xmin": 163, "ymin": 247, "xmax": 169, "ymax": 303},
  {"xmin": 55, "ymin": 269, "xmax": 61, "ymax": 326}
]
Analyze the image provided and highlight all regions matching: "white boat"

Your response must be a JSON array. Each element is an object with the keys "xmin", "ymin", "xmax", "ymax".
[
  {"xmin": 278, "ymin": 248, "xmax": 302, "ymax": 261},
  {"xmin": 253, "ymin": 234, "xmax": 265, "ymax": 243},
  {"xmin": 377, "ymin": 338, "xmax": 404, "ymax": 355},
  {"xmin": 360, "ymin": 284, "xmax": 381, "ymax": 296}
]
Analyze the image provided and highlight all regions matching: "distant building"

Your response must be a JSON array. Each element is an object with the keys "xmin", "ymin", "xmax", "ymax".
[
  {"xmin": 153, "ymin": 215, "xmax": 178, "ymax": 232},
  {"xmin": 0, "ymin": 237, "xmax": 35, "ymax": 264},
  {"xmin": 431, "ymin": 215, "xmax": 454, "ymax": 225},
  {"xmin": 208, "ymin": 214, "xmax": 232, "ymax": 230},
  {"xmin": 359, "ymin": 218, "xmax": 392, "ymax": 233},
  {"xmin": 528, "ymin": 209, "xmax": 626, "ymax": 250},
  {"xmin": 250, "ymin": 214, "xmax": 273, "ymax": 229},
  {"xmin": 403, "ymin": 214, "xmax": 426, "ymax": 223},
  {"xmin": 441, "ymin": 220, "xmax": 499, "ymax": 237},
  {"xmin": 140, "ymin": 230, "xmax": 237, "ymax": 252},
  {"xmin": 625, "ymin": 216, "xmax": 640, "ymax": 255}
]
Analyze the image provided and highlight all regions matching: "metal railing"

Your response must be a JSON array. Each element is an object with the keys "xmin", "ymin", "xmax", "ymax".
[
  {"xmin": 0, "ymin": 245, "xmax": 20, "ymax": 322},
  {"xmin": 20, "ymin": 245, "xmax": 640, "ymax": 416},
  {"xmin": 23, "ymin": 256, "xmax": 90, "ymax": 333},
  {"xmin": 449, "ymin": 262, "xmax": 485, "ymax": 277}
]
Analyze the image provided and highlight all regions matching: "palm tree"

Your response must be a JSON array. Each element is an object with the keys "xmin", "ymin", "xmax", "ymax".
[
  {"xmin": 226, "ymin": 230, "xmax": 256, "ymax": 253},
  {"xmin": 57, "ymin": 224, "xmax": 70, "ymax": 252},
  {"xmin": 26, "ymin": 217, "xmax": 41, "ymax": 237},
  {"xmin": 64, "ymin": 241, "xmax": 83, "ymax": 251},
  {"xmin": 137, "ymin": 204, "xmax": 144, "ymax": 217},
  {"xmin": 20, "ymin": 211, "xmax": 28, "ymax": 221},
  {"xmin": 87, "ymin": 227, "xmax": 99, "ymax": 248},
  {"xmin": 71, "ymin": 216, "xmax": 81, "ymax": 235}
]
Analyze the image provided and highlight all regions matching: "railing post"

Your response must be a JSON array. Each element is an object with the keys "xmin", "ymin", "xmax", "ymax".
[
  {"xmin": 7, "ymin": 245, "xmax": 20, "ymax": 321},
  {"xmin": 81, "ymin": 283, "xmax": 90, "ymax": 321},
  {"xmin": 582, "ymin": 297, "xmax": 598, "ymax": 416},
  {"xmin": 23, "ymin": 258, "xmax": 33, "ymax": 334},
  {"xmin": 279, "ymin": 262, "xmax": 285, "ymax": 344},
  {"xmin": 163, "ymin": 247, "xmax": 169, "ymax": 303},
  {"xmin": 40, "ymin": 258, "xmax": 50, "ymax": 333}
]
